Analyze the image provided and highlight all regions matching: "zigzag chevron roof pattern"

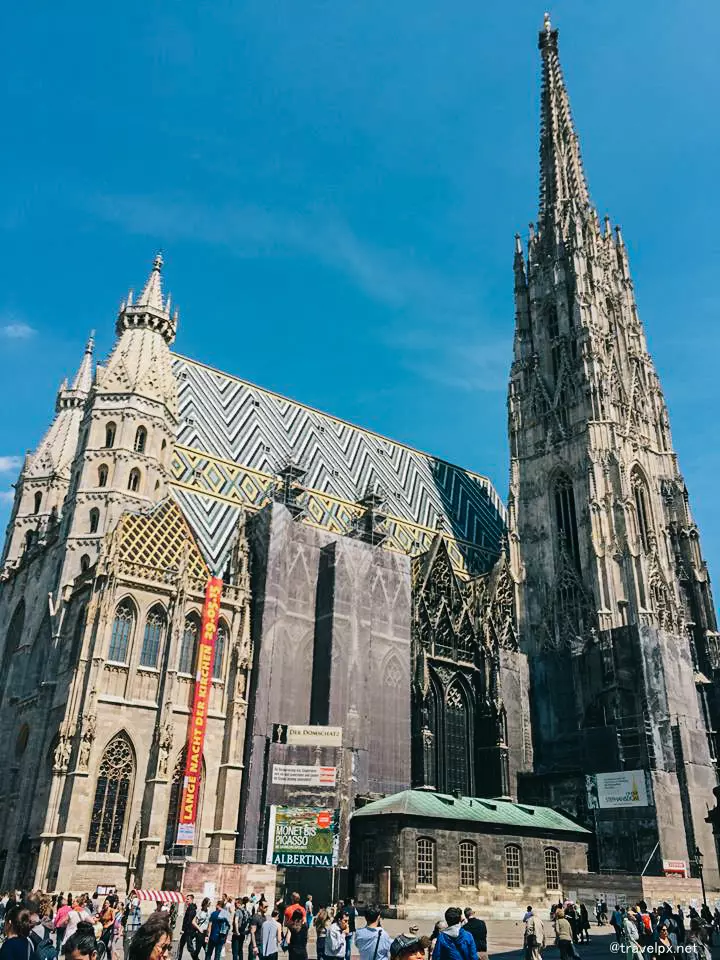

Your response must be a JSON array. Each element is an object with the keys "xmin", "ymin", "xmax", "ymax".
[{"xmin": 168, "ymin": 354, "xmax": 506, "ymax": 576}]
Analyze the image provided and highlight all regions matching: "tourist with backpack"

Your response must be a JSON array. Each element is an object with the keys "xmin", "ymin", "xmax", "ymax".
[
  {"xmin": 28, "ymin": 896, "xmax": 59, "ymax": 960},
  {"xmin": 231, "ymin": 899, "xmax": 249, "ymax": 960},
  {"xmin": 431, "ymin": 909, "xmax": 476, "ymax": 960},
  {"xmin": 207, "ymin": 902, "xmax": 231, "ymax": 960}
]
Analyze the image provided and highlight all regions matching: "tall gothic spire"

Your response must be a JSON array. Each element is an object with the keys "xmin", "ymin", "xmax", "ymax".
[
  {"xmin": 538, "ymin": 13, "xmax": 591, "ymax": 226},
  {"xmin": 69, "ymin": 332, "xmax": 95, "ymax": 394}
]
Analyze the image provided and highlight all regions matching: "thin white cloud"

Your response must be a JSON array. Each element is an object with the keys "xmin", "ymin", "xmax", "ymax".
[
  {"xmin": 0, "ymin": 322, "xmax": 36, "ymax": 339},
  {"xmin": 0, "ymin": 456, "xmax": 22, "ymax": 473},
  {"xmin": 0, "ymin": 491, "xmax": 14, "ymax": 505},
  {"xmin": 89, "ymin": 193, "xmax": 506, "ymax": 392},
  {"xmin": 0, "ymin": 323, "xmax": 37, "ymax": 340}
]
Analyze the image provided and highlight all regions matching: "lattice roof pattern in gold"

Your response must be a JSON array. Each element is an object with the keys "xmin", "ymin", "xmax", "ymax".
[{"xmin": 117, "ymin": 498, "xmax": 209, "ymax": 580}]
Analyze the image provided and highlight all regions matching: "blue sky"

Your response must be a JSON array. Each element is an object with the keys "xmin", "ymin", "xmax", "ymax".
[{"xmin": 1, "ymin": 1, "xmax": 719, "ymax": 580}]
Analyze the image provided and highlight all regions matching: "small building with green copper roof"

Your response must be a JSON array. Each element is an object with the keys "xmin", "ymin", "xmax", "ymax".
[{"xmin": 350, "ymin": 789, "xmax": 591, "ymax": 919}]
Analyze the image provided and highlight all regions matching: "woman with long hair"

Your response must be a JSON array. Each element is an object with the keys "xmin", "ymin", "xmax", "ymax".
[
  {"xmin": 194, "ymin": 899, "xmax": 211, "ymax": 959},
  {"xmin": 314, "ymin": 910, "xmax": 329, "ymax": 960},
  {"xmin": 0, "ymin": 905, "xmax": 33, "ymax": 960},
  {"xmin": 99, "ymin": 900, "xmax": 116, "ymax": 953}
]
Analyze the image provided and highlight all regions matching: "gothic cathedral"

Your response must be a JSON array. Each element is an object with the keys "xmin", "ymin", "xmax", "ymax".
[
  {"xmin": 508, "ymin": 16, "xmax": 720, "ymax": 878},
  {"xmin": 0, "ymin": 16, "xmax": 717, "ymax": 894}
]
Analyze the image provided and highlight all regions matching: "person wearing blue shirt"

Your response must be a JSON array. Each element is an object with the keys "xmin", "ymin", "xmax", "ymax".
[
  {"xmin": 354, "ymin": 909, "xmax": 392, "ymax": 960},
  {"xmin": 431, "ymin": 909, "xmax": 476, "ymax": 960},
  {"xmin": 208, "ymin": 902, "xmax": 232, "ymax": 960}
]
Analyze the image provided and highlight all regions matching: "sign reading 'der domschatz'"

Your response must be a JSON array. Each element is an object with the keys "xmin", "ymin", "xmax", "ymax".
[
  {"xmin": 266, "ymin": 806, "xmax": 340, "ymax": 867},
  {"xmin": 272, "ymin": 724, "xmax": 343, "ymax": 746}
]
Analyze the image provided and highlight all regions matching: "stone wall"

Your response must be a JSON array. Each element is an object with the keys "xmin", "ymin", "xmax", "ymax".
[{"xmin": 351, "ymin": 816, "xmax": 589, "ymax": 919}]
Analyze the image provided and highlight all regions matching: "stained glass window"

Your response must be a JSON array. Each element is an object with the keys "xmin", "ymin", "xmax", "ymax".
[
  {"xmin": 459, "ymin": 841, "xmax": 477, "ymax": 886},
  {"xmin": 416, "ymin": 838, "xmax": 435, "ymax": 886},
  {"xmin": 178, "ymin": 616, "xmax": 199, "ymax": 675},
  {"xmin": 140, "ymin": 606, "xmax": 165, "ymax": 668},
  {"xmin": 109, "ymin": 602, "xmax": 134, "ymax": 663},
  {"xmin": 88, "ymin": 734, "xmax": 133, "ymax": 853},
  {"xmin": 446, "ymin": 683, "xmax": 470, "ymax": 796},
  {"xmin": 505, "ymin": 845, "xmax": 522, "ymax": 888}
]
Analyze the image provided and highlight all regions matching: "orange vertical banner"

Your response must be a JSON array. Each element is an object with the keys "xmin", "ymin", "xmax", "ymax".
[{"xmin": 176, "ymin": 575, "xmax": 223, "ymax": 846}]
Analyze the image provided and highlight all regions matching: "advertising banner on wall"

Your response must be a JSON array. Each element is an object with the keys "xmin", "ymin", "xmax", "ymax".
[
  {"xmin": 265, "ymin": 806, "xmax": 340, "ymax": 867},
  {"xmin": 176, "ymin": 576, "xmax": 223, "ymax": 846},
  {"xmin": 586, "ymin": 770, "xmax": 650, "ymax": 810},
  {"xmin": 272, "ymin": 765, "xmax": 337, "ymax": 787}
]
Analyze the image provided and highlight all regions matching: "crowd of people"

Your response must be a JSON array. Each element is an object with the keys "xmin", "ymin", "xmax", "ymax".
[
  {"xmin": 522, "ymin": 899, "xmax": 718, "ymax": 960},
  {"xmin": 3, "ymin": 889, "xmax": 720, "ymax": 960},
  {"xmin": 0, "ymin": 891, "xmax": 174, "ymax": 960}
]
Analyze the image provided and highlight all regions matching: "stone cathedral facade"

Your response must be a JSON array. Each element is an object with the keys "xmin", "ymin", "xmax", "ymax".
[{"xmin": 0, "ymin": 16, "xmax": 717, "ymax": 895}]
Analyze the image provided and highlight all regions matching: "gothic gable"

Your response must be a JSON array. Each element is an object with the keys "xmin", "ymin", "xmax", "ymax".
[{"xmin": 114, "ymin": 498, "xmax": 209, "ymax": 581}]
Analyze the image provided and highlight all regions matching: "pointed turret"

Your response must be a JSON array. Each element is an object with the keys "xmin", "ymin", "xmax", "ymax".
[
  {"xmin": 70, "ymin": 332, "xmax": 95, "ymax": 392},
  {"xmin": 1, "ymin": 334, "xmax": 95, "ymax": 569},
  {"xmin": 56, "ymin": 333, "xmax": 95, "ymax": 412},
  {"xmin": 116, "ymin": 252, "xmax": 177, "ymax": 345},
  {"xmin": 538, "ymin": 13, "xmax": 591, "ymax": 229}
]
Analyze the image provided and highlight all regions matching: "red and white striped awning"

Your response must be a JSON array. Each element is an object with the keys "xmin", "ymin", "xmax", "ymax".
[{"xmin": 133, "ymin": 890, "xmax": 185, "ymax": 903}]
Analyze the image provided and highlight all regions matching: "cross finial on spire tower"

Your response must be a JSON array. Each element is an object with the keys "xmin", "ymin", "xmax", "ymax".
[{"xmin": 537, "ymin": 13, "xmax": 591, "ymax": 229}]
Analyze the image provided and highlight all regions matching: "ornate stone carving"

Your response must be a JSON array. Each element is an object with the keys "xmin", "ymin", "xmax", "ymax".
[
  {"xmin": 157, "ymin": 721, "xmax": 174, "ymax": 778},
  {"xmin": 77, "ymin": 713, "xmax": 97, "ymax": 770}
]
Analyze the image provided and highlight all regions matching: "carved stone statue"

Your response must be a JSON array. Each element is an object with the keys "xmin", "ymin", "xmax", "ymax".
[
  {"xmin": 53, "ymin": 737, "xmax": 72, "ymax": 774},
  {"xmin": 157, "ymin": 721, "xmax": 174, "ymax": 778},
  {"xmin": 77, "ymin": 713, "xmax": 97, "ymax": 770}
]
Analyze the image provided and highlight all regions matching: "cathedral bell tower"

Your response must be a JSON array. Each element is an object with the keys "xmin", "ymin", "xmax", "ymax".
[
  {"xmin": 1, "ymin": 336, "xmax": 94, "ymax": 569},
  {"xmin": 508, "ymin": 16, "xmax": 720, "ymax": 880},
  {"xmin": 60, "ymin": 255, "xmax": 179, "ymax": 581}
]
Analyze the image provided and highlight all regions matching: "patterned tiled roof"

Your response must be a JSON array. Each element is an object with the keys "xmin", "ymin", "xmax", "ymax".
[
  {"xmin": 168, "ymin": 354, "xmax": 507, "ymax": 577},
  {"xmin": 352, "ymin": 789, "xmax": 590, "ymax": 834}
]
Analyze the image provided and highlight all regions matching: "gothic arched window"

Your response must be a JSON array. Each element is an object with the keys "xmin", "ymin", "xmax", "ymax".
[
  {"xmin": 98, "ymin": 464, "xmax": 108, "ymax": 488},
  {"xmin": 134, "ymin": 426, "xmax": 147, "ymax": 453},
  {"xmin": 544, "ymin": 847, "xmax": 561, "ymax": 890},
  {"xmin": 88, "ymin": 733, "xmax": 134, "ymax": 853},
  {"xmin": 445, "ymin": 682, "xmax": 471, "ymax": 796},
  {"xmin": 1, "ymin": 601, "xmax": 25, "ymax": 698},
  {"xmin": 33, "ymin": 492, "xmax": 42, "ymax": 514},
  {"xmin": 89, "ymin": 508, "xmax": 100, "ymax": 534},
  {"xmin": 553, "ymin": 474, "xmax": 580, "ymax": 567},
  {"xmin": 128, "ymin": 469, "xmax": 141, "ymax": 493},
  {"xmin": 104, "ymin": 422, "xmax": 116, "ymax": 449},
  {"xmin": 164, "ymin": 747, "xmax": 203, "ymax": 856},
  {"xmin": 505, "ymin": 844, "xmax": 523, "ymax": 888},
  {"xmin": 631, "ymin": 467, "xmax": 653, "ymax": 554},
  {"xmin": 423, "ymin": 681, "xmax": 439, "ymax": 791},
  {"xmin": 459, "ymin": 840, "xmax": 477, "ymax": 887},
  {"xmin": 80, "ymin": 554, "xmax": 91, "ymax": 572},
  {"xmin": 140, "ymin": 605, "xmax": 166, "ymax": 668},
  {"xmin": 416, "ymin": 838, "xmax": 435, "ymax": 886},
  {"xmin": 212, "ymin": 621, "xmax": 227, "ymax": 680},
  {"xmin": 109, "ymin": 601, "xmax": 134, "ymax": 663},
  {"xmin": 178, "ymin": 615, "xmax": 199, "ymax": 675}
]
